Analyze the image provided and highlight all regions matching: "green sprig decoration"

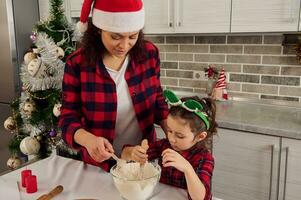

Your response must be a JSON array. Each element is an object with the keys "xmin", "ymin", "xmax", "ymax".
[{"xmin": 28, "ymin": 88, "xmax": 61, "ymax": 126}]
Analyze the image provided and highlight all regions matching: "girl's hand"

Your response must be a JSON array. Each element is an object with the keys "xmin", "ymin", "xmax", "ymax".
[
  {"xmin": 162, "ymin": 148, "xmax": 191, "ymax": 173},
  {"xmin": 121, "ymin": 139, "xmax": 149, "ymax": 164},
  {"xmin": 85, "ymin": 135, "xmax": 114, "ymax": 163},
  {"xmin": 131, "ymin": 145, "xmax": 148, "ymax": 164}
]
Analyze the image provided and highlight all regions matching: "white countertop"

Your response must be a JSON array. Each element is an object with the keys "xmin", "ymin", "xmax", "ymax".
[{"xmin": 0, "ymin": 155, "xmax": 187, "ymax": 200}]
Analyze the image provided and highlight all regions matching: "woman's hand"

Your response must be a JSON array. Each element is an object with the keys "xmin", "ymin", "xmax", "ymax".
[
  {"xmin": 74, "ymin": 129, "xmax": 114, "ymax": 163},
  {"xmin": 162, "ymin": 148, "xmax": 191, "ymax": 173},
  {"xmin": 85, "ymin": 136, "xmax": 114, "ymax": 162}
]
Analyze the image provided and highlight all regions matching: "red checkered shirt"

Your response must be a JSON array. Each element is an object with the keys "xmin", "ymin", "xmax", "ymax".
[
  {"xmin": 147, "ymin": 139, "xmax": 214, "ymax": 200},
  {"xmin": 59, "ymin": 41, "xmax": 168, "ymax": 171}
]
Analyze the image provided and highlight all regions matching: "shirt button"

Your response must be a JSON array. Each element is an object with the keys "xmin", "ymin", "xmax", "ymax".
[{"xmin": 132, "ymin": 92, "xmax": 136, "ymax": 96}]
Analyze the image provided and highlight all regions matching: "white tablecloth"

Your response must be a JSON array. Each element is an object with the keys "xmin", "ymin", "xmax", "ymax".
[{"xmin": 0, "ymin": 154, "xmax": 187, "ymax": 200}]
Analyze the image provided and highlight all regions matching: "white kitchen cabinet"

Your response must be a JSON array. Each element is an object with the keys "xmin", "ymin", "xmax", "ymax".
[
  {"xmin": 44, "ymin": 0, "xmax": 301, "ymax": 34},
  {"xmin": 231, "ymin": 0, "xmax": 300, "ymax": 32},
  {"xmin": 299, "ymin": 14, "xmax": 301, "ymax": 31},
  {"xmin": 212, "ymin": 128, "xmax": 280, "ymax": 200},
  {"xmin": 143, "ymin": 0, "xmax": 175, "ymax": 33},
  {"xmin": 176, "ymin": 0, "xmax": 231, "ymax": 33},
  {"xmin": 66, "ymin": 0, "xmax": 83, "ymax": 19},
  {"xmin": 278, "ymin": 138, "xmax": 301, "ymax": 200},
  {"xmin": 38, "ymin": 0, "xmax": 50, "ymax": 20},
  {"xmin": 143, "ymin": 0, "xmax": 231, "ymax": 34},
  {"xmin": 213, "ymin": 128, "xmax": 301, "ymax": 200}
]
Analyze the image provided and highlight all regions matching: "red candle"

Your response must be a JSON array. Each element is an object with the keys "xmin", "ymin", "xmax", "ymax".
[
  {"xmin": 21, "ymin": 170, "xmax": 32, "ymax": 187},
  {"xmin": 25, "ymin": 175, "xmax": 37, "ymax": 193}
]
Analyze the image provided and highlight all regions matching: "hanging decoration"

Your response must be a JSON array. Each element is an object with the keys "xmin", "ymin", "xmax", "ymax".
[
  {"xmin": 204, "ymin": 65, "xmax": 218, "ymax": 96},
  {"xmin": 211, "ymin": 68, "xmax": 229, "ymax": 101}
]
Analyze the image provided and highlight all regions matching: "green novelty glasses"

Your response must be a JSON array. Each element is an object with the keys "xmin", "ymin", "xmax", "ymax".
[{"xmin": 163, "ymin": 90, "xmax": 210, "ymax": 130}]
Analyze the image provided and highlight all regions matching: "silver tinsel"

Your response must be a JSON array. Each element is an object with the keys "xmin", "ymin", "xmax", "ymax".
[
  {"xmin": 20, "ymin": 32, "xmax": 65, "ymax": 92},
  {"xmin": 19, "ymin": 92, "xmax": 33, "ymax": 120},
  {"xmin": 18, "ymin": 92, "xmax": 46, "ymax": 136}
]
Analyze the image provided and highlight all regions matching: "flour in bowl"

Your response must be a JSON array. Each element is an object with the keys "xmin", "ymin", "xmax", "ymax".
[{"xmin": 111, "ymin": 162, "xmax": 161, "ymax": 200}]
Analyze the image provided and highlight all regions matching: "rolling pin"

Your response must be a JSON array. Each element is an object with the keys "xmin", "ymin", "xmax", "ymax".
[{"xmin": 37, "ymin": 185, "xmax": 64, "ymax": 200}]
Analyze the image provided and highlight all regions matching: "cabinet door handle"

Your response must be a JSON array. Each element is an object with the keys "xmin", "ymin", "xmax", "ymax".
[
  {"xmin": 269, "ymin": 145, "xmax": 275, "ymax": 200},
  {"xmin": 167, "ymin": 0, "xmax": 172, "ymax": 27},
  {"xmin": 283, "ymin": 147, "xmax": 289, "ymax": 200}
]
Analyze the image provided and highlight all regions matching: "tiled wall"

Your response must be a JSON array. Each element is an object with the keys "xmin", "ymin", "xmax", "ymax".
[{"xmin": 145, "ymin": 34, "xmax": 301, "ymax": 103}]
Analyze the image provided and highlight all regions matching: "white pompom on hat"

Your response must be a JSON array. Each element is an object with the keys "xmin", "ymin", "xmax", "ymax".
[{"xmin": 77, "ymin": 0, "xmax": 145, "ymax": 33}]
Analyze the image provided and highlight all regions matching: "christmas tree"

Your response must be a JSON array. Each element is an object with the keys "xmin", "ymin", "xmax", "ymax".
[{"xmin": 3, "ymin": 0, "xmax": 78, "ymax": 170}]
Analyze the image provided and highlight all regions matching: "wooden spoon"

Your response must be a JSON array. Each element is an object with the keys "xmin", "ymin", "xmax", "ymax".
[
  {"xmin": 139, "ymin": 139, "xmax": 149, "ymax": 179},
  {"xmin": 111, "ymin": 153, "xmax": 126, "ymax": 169},
  {"xmin": 37, "ymin": 185, "xmax": 64, "ymax": 200}
]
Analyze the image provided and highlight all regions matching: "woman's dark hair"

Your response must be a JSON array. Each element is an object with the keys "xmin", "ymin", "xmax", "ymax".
[
  {"xmin": 80, "ymin": 21, "xmax": 147, "ymax": 66},
  {"xmin": 169, "ymin": 96, "xmax": 218, "ymax": 150}
]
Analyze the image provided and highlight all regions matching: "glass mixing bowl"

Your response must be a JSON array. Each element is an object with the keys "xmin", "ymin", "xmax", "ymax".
[{"xmin": 110, "ymin": 162, "xmax": 161, "ymax": 200}]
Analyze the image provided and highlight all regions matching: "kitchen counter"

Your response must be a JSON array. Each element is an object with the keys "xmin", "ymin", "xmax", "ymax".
[
  {"xmin": 216, "ymin": 100, "xmax": 301, "ymax": 139},
  {"xmin": 175, "ymin": 91, "xmax": 301, "ymax": 140},
  {"xmin": 0, "ymin": 154, "xmax": 188, "ymax": 200}
]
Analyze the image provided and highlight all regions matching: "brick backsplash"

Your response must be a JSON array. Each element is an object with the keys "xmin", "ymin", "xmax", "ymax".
[
  {"xmin": 145, "ymin": 34, "xmax": 301, "ymax": 103},
  {"xmin": 146, "ymin": 34, "xmax": 301, "ymax": 102}
]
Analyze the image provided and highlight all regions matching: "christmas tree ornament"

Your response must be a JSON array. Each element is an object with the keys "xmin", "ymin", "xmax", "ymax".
[
  {"xmin": 50, "ymin": 137, "xmax": 57, "ymax": 145},
  {"xmin": 22, "ymin": 84, "xmax": 30, "ymax": 91},
  {"xmin": 21, "ymin": 99, "xmax": 36, "ymax": 116},
  {"xmin": 53, "ymin": 103, "xmax": 62, "ymax": 117},
  {"xmin": 32, "ymin": 48, "xmax": 40, "ymax": 54},
  {"xmin": 36, "ymin": 135, "xmax": 42, "ymax": 141},
  {"xmin": 49, "ymin": 129, "xmax": 57, "ymax": 137},
  {"xmin": 7, "ymin": 156, "xmax": 22, "ymax": 170},
  {"xmin": 54, "ymin": 47, "xmax": 65, "ymax": 59},
  {"xmin": 211, "ymin": 68, "xmax": 228, "ymax": 101},
  {"xmin": 27, "ymin": 58, "xmax": 47, "ymax": 78},
  {"xmin": 20, "ymin": 136, "xmax": 40, "ymax": 155},
  {"xmin": 3, "ymin": 116, "xmax": 16, "ymax": 131},
  {"xmin": 30, "ymin": 32, "xmax": 37, "ymax": 42},
  {"xmin": 24, "ymin": 52, "xmax": 36, "ymax": 65},
  {"xmin": 21, "ymin": 32, "xmax": 66, "ymax": 92}
]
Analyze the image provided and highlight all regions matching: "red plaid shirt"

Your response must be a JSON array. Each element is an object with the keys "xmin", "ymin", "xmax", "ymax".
[
  {"xmin": 147, "ymin": 139, "xmax": 214, "ymax": 200},
  {"xmin": 59, "ymin": 41, "xmax": 168, "ymax": 171}
]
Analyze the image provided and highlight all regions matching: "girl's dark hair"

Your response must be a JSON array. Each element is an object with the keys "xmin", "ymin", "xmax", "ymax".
[
  {"xmin": 169, "ymin": 96, "xmax": 218, "ymax": 150},
  {"xmin": 80, "ymin": 21, "xmax": 147, "ymax": 66}
]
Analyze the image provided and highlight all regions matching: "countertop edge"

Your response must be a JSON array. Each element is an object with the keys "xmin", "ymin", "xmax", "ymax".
[{"xmin": 217, "ymin": 120, "xmax": 301, "ymax": 140}]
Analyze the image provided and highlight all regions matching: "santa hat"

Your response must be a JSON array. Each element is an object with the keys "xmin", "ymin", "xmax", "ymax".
[{"xmin": 77, "ymin": 0, "xmax": 145, "ymax": 33}]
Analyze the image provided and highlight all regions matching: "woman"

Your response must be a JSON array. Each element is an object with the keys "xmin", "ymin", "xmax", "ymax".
[{"xmin": 59, "ymin": 0, "xmax": 168, "ymax": 171}]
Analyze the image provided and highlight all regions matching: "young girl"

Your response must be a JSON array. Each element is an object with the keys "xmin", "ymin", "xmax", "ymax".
[{"xmin": 122, "ymin": 90, "xmax": 218, "ymax": 200}]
